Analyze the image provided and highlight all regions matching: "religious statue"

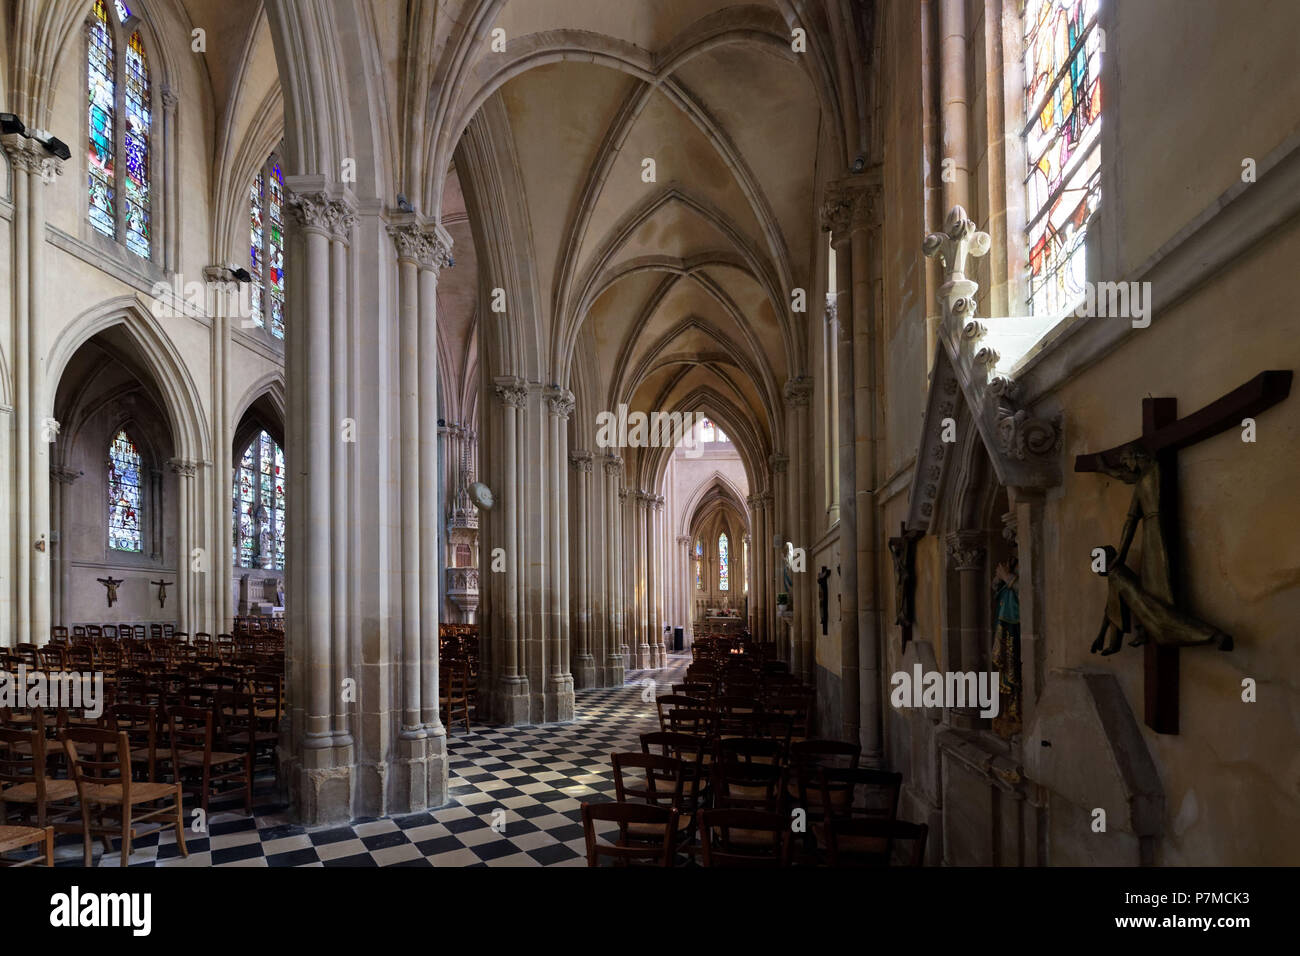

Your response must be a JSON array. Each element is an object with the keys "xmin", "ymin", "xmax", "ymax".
[
  {"xmin": 990, "ymin": 558, "xmax": 1021, "ymax": 738},
  {"xmin": 96, "ymin": 576, "xmax": 125, "ymax": 608},
  {"xmin": 817, "ymin": 566, "xmax": 831, "ymax": 635},
  {"xmin": 888, "ymin": 526, "xmax": 919, "ymax": 649},
  {"xmin": 1089, "ymin": 446, "xmax": 1231, "ymax": 656},
  {"xmin": 151, "ymin": 579, "xmax": 173, "ymax": 608}
]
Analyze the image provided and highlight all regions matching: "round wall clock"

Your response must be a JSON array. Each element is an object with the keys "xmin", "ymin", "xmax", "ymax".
[{"xmin": 468, "ymin": 481, "xmax": 495, "ymax": 510}]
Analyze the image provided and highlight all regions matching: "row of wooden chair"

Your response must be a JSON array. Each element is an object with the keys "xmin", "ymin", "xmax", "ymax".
[{"xmin": 0, "ymin": 696, "xmax": 277, "ymax": 865}]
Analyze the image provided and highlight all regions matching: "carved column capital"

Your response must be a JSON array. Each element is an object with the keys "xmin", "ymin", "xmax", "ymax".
[
  {"xmin": 784, "ymin": 376, "xmax": 814, "ymax": 408},
  {"xmin": 327, "ymin": 199, "xmax": 358, "ymax": 241},
  {"xmin": 287, "ymin": 190, "xmax": 333, "ymax": 236},
  {"xmin": 166, "ymin": 457, "xmax": 198, "ymax": 478},
  {"xmin": 945, "ymin": 531, "xmax": 987, "ymax": 571},
  {"xmin": 821, "ymin": 180, "xmax": 881, "ymax": 239},
  {"xmin": 546, "ymin": 389, "xmax": 575, "ymax": 420},
  {"xmin": 603, "ymin": 454, "xmax": 624, "ymax": 476},
  {"xmin": 1, "ymin": 134, "xmax": 63, "ymax": 181},
  {"xmin": 676, "ymin": 535, "xmax": 691, "ymax": 546},
  {"xmin": 160, "ymin": 84, "xmax": 179, "ymax": 112},
  {"xmin": 51, "ymin": 466, "xmax": 81, "ymax": 485},
  {"xmin": 569, "ymin": 450, "xmax": 593, "ymax": 472},
  {"xmin": 493, "ymin": 382, "xmax": 528, "ymax": 409},
  {"xmin": 769, "ymin": 453, "xmax": 789, "ymax": 475}
]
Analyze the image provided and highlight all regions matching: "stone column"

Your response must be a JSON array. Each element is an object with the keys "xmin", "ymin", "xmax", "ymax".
[
  {"xmin": 51, "ymin": 467, "xmax": 79, "ymax": 628},
  {"xmin": 605, "ymin": 457, "xmax": 626, "ymax": 684},
  {"xmin": 785, "ymin": 378, "xmax": 813, "ymax": 678},
  {"xmin": 2, "ymin": 135, "xmax": 62, "ymax": 645},
  {"xmin": 546, "ymin": 390, "xmax": 575, "ymax": 720},
  {"xmin": 330, "ymin": 204, "xmax": 359, "ymax": 758},
  {"xmin": 652, "ymin": 495, "xmax": 666, "ymax": 667},
  {"xmin": 202, "ymin": 266, "xmax": 234, "ymax": 635},
  {"xmin": 769, "ymin": 455, "xmax": 788, "ymax": 662},
  {"xmin": 159, "ymin": 85, "xmax": 180, "ymax": 272},
  {"xmin": 947, "ymin": 531, "xmax": 988, "ymax": 725},
  {"xmin": 286, "ymin": 192, "xmax": 338, "ymax": 808},
  {"xmin": 676, "ymin": 534, "xmax": 691, "ymax": 643},
  {"xmin": 570, "ymin": 450, "xmax": 595, "ymax": 687},
  {"xmin": 492, "ymin": 381, "xmax": 530, "ymax": 723},
  {"xmin": 166, "ymin": 459, "xmax": 197, "ymax": 634}
]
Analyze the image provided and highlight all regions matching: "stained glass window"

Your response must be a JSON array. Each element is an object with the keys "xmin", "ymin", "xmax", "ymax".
[
  {"xmin": 695, "ymin": 539, "xmax": 703, "ymax": 591},
  {"xmin": 87, "ymin": 1, "xmax": 115, "ymax": 240},
  {"xmin": 87, "ymin": 0, "xmax": 152, "ymax": 259},
  {"xmin": 233, "ymin": 430, "xmax": 286, "ymax": 570},
  {"xmin": 107, "ymin": 429, "xmax": 143, "ymax": 552},
  {"xmin": 249, "ymin": 171, "xmax": 265, "ymax": 330},
  {"xmin": 1023, "ymin": 0, "xmax": 1101, "ymax": 317},
  {"xmin": 718, "ymin": 533, "xmax": 729, "ymax": 592},
  {"xmin": 700, "ymin": 418, "xmax": 716, "ymax": 442},
  {"xmin": 249, "ymin": 157, "xmax": 287, "ymax": 339},
  {"xmin": 122, "ymin": 30, "xmax": 150, "ymax": 258}
]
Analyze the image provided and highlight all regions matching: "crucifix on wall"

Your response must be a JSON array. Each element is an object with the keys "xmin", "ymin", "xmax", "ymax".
[
  {"xmin": 96, "ymin": 576, "xmax": 125, "ymax": 608},
  {"xmin": 1075, "ymin": 370, "xmax": 1291, "ymax": 734},
  {"xmin": 151, "ymin": 579, "xmax": 173, "ymax": 608}
]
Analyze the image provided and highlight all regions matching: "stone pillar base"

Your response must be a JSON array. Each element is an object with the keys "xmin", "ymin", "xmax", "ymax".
[
  {"xmin": 391, "ymin": 733, "xmax": 448, "ymax": 813},
  {"xmin": 602, "ymin": 656, "xmax": 625, "ymax": 689},
  {"xmin": 637, "ymin": 643, "xmax": 652, "ymax": 668},
  {"xmin": 494, "ymin": 675, "xmax": 531, "ymax": 725},
  {"xmin": 546, "ymin": 674, "xmax": 575, "ymax": 722},
  {"xmin": 574, "ymin": 654, "xmax": 597, "ymax": 689},
  {"xmin": 295, "ymin": 760, "xmax": 353, "ymax": 826}
]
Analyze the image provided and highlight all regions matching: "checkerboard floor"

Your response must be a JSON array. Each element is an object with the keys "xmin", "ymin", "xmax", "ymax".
[{"xmin": 61, "ymin": 654, "xmax": 690, "ymax": 868}]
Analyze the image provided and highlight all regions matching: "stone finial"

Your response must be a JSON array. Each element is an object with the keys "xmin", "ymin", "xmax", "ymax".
[{"xmin": 923, "ymin": 205, "xmax": 991, "ymax": 320}]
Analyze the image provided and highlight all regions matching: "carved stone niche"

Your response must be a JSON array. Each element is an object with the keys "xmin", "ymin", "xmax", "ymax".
[{"xmin": 1024, "ymin": 670, "xmax": 1164, "ymax": 866}]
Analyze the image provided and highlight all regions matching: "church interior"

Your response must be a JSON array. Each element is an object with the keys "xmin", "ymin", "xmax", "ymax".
[{"xmin": 1, "ymin": 0, "xmax": 1298, "ymax": 883}]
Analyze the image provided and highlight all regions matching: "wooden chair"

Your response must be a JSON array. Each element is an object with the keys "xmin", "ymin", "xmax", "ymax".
[
  {"xmin": 109, "ymin": 704, "xmax": 160, "ymax": 782},
  {"xmin": 149, "ymin": 623, "xmax": 163, "ymax": 640},
  {"xmin": 655, "ymin": 694, "xmax": 702, "ymax": 733},
  {"xmin": 581, "ymin": 801, "xmax": 680, "ymax": 867},
  {"xmin": 813, "ymin": 766, "xmax": 902, "ymax": 856},
  {"xmin": 72, "ymin": 625, "xmax": 88, "ymax": 639},
  {"xmin": 712, "ymin": 754, "xmax": 785, "ymax": 812},
  {"xmin": 825, "ymin": 818, "xmax": 928, "ymax": 867},
  {"xmin": 86, "ymin": 625, "xmax": 103, "ymax": 641},
  {"xmin": 169, "ymin": 706, "xmax": 252, "ymax": 817},
  {"xmin": 0, "ymin": 825, "xmax": 54, "ymax": 866},
  {"xmin": 440, "ymin": 658, "xmax": 471, "ymax": 733},
  {"xmin": 61, "ymin": 727, "xmax": 188, "ymax": 867},
  {"xmin": 50, "ymin": 626, "xmax": 70, "ymax": 644},
  {"xmin": 697, "ymin": 808, "xmax": 793, "ymax": 867},
  {"xmin": 0, "ymin": 723, "xmax": 80, "ymax": 829},
  {"xmin": 666, "ymin": 707, "xmax": 716, "ymax": 737},
  {"xmin": 788, "ymin": 739, "xmax": 861, "ymax": 812}
]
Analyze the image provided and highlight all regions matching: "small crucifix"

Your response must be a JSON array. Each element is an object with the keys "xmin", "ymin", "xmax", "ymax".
[
  {"xmin": 1075, "ymin": 370, "xmax": 1291, "ymax": 734},
  {"xmin": 151, "ymin": 579, "xmax": 173, "ymax": 608},
  {"xmin": 96, "ymin": 576, "xmax": 125, "ymax": 608}
]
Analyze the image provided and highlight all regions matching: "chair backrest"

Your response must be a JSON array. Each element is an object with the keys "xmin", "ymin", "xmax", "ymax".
[
  {"xmin": 712, "ymin": 755, "xmax": 784, "ymax": 811},
  {"xmin": 825, "ymin": 818, "xmax": 928, "ymax": 867},
  {"xmin": 61, "ymin": 727, "xmax": 131, "ymax": 796},
  {"xmin": 581, "ymin": 801, "xmax": 678, "ymax": 867},
  {"xmin": 667, "ymin": 707, "xmax": 716, "ymax": 736},
  {"xmin": 717, "ymin": 736, "xmax": 783, "ymax": 768},
  {"xmin": 611, "ymin": 752, "xmax": 684, "ymax": 808},
  {"xmin": 0, "ymin": 724, "xmax": 47, "ymax": 804},
  {"xmin": 790, "ymin": 740, "xmax": 861, "ymax": 802},
  {"xmin": 72, "ymin": 625, "xmax": 88, "ymax": 638},
  {"xmin": 103, "ymin": 625, "xmax": 119, "ymax": 640},
  {"xmin": 167, "ymin": 706, "xmax": 214, "ymax": 769},
  {"xmin": 697, "ymin": 808, "xmax": 793, "ymax": 867},
  {"xmin": 816, "ymin": 766, "xmax": 902, "ymax": 824},
  {"xmin": 654, "ymin": 694, "xmax": 702, "ymax": 732},
  {"xmin": 110, "ymin": 703, "xmax": 159, "ymax": 781},
  {"xmin": 86, "ymin": 625, "xmax": 102, "ymax": 640}
]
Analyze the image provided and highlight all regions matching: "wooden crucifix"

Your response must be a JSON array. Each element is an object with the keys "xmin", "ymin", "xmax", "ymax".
[
  {"xmin": 1075, "ymin": 370, "xmax": 1292, "ymax": 734},
  {"xmin": 96, "ymin": 576, "xmax": 125, "ymax": 608},
  {"xmin": 888, "ymin": 524, "xmax": 922, "ymax": 651},
  {"xmin": 151, "ymin": 579, "xmax": 173, "ymax": 608}
]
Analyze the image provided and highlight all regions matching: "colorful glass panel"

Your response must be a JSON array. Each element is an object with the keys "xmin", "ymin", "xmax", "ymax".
[
  {"xmin": 695, "ymin": 539, "xmax": 703, "ymax": 591},
  {"xmin": 233, "ymin": 430, "xmax": 286, "ymax": 570},
  {"xmin": 87, "ymin": 1, "xmax": 115, "ymax": 240},
  {"xmin": 249, "ymin": 171, "xmax": 265, "ymax": 329},
  {"xmin": 1023, "ymin": 0, "xmax": 1101, "ymax": 316},
  {"xmin": 718, "ymin": 533, "xmax": 729, "ymax": 592},
  {"xmin": 268, "ymin": 162, "xmax": 286, "ymax": 339},
  {"xmin": 123, "ymin": 30, "xmax": 150, "ymax": 258},
  {"xmin": 107, "ymin": 430, "xmax": 143, "ymax": 552}
]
